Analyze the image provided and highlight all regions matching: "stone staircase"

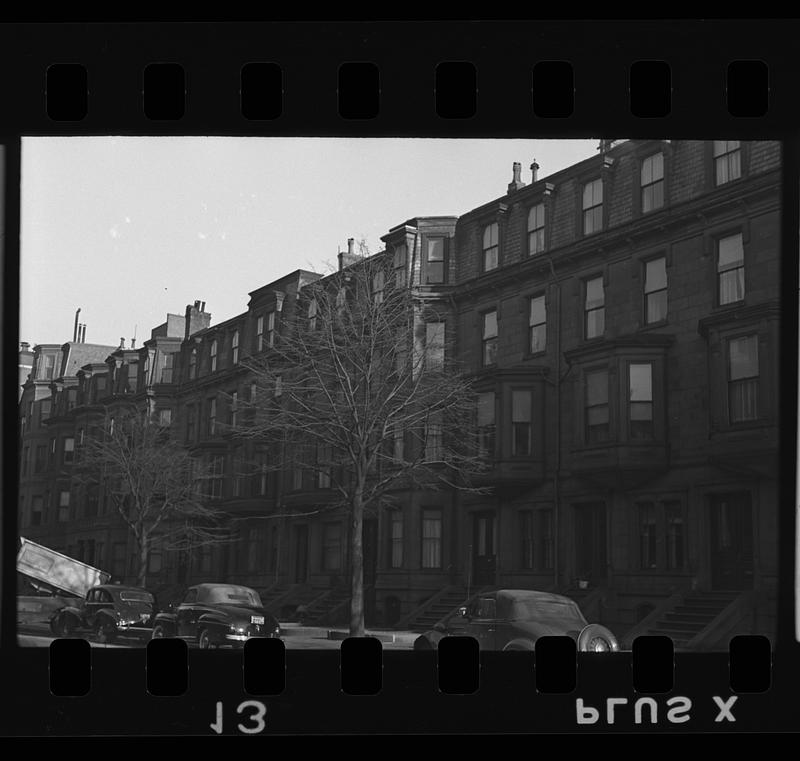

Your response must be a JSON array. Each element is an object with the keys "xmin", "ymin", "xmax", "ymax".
[
  {"xmin": 397, "ymin": 586, "xmax": 491, "ymax": 632},
  {"xmin": 625, "ymin": 590, "xmax": 743, "ymax": 650},
  {"xmin": 299, "ymin": 585, "xmax": 352, "ymax": 626}
]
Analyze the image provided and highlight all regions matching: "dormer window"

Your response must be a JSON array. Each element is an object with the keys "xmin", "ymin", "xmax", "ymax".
[
  {"xmin": 231, "ymin": 330, "xmax": 239, "ymax": 364},
  {"xmin": 483, "ymin": 222, "xmax": 499, "ymax": 272},
  {"xmin": 393, "ymin": 243, "xmax": 407, "ymax": 287},
  {"xmin": 641, "ymin": 153, "xmax": 664, "ymax": 212},
  {"xmin": 210, "ymin": 339, "xmax": 218, "ymax": 372},
  {"xmin": 582, "ymin": 178, "xmax": 603, "ymax": 235},
  {"xmin": 713, "ymin": 140, "xmax": 741, "ymax": 186},
  {"xmin": 527, "ymin": 204, "xmax": 545, "ymax": 255},
  {"xmin": 189, "ymin": 348, "xmax": 197, "ymax": 380}
]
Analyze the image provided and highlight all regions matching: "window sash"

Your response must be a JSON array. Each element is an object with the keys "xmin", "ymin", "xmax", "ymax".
[
  {"xmin": 729, "ymin": 335, "xmax": 758, "ymax": 380},
  {"xmin": 665, "ymin": 501, "xmax": 685, "ymax": 570},
  {"xmin": 426, "ymin": 322, "xmax": 445, "ymax": 371},
  {"xmin": 421, "ymin": 511, "xmax": 442, "ymax": 568},
  {"xmin": 390, "ymin": 513, "xmax": 403, "ymax": 568},
  {"xmin": 638, "ymin": 502, "xmax": 658, "ymax": 570},
  {"xmin": 713, "ymin": 141, "xmax": 741, "ymax": 185},
  {"xmin": 426, "ymin": 238, "xmax": 445, "ymax": 284},
  {"xmin": 529, "ymin": 295, "xmax": 546, "ymax": 353},
  {"xmin": 528, "ymin": 203, "xmax": 545, "ymax": 255}
]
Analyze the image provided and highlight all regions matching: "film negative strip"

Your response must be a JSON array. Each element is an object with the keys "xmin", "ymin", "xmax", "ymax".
[{"xmin": 2, "ymin": 19, "xmax": 798, "ymax": 736}]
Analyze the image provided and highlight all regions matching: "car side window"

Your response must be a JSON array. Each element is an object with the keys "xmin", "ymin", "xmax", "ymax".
[
  {"xmin": 182, "ymin": 589, "xmax": 198, "ymax": 605},
  {"xmin": 476, "ymin": 598, "xmax": 496, "ymax": 619},
  {"xmin": 86, "ymin": 589, "xmax": 96, "ymax": 602},
  {"xmin": 99, "ymin": 590, "xmax": 113, "ymax": 604}
]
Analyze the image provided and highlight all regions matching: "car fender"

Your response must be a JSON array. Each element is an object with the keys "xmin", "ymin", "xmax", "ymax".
[
  {"xmin": 502, "ymin": 637, "xmax": 536, "ymax": 651},
  {"xmin": 50, "ymin": 605, "xmax": 82, "ymax": 625},
  {"xmin": 196, "ymin": 613, "xmax": 231, "ymax": 633},
  {"xmin": 152, "ymin": 612, "xmax": 178, "ymax": 633},
  {"xmin": 94, "ymin": 608, "xmax": 120, "ymax": 625}
]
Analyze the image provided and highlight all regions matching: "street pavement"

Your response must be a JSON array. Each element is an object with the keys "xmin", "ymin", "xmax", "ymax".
[{"xmin": 17, "ymin": 623, "xmax": 420, "ymax": 650}]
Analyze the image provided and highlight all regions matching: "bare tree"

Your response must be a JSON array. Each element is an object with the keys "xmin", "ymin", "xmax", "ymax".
[
  {"xmin": 75, "ymin": 408, "xmax": 234, "ymax": 588},
  {"xmin": 239, "ymin": 244, "xmax": 487, "ymax": 636}
]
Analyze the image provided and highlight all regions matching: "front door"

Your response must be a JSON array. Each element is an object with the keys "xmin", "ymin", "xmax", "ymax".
[
  {"xmin": 709, "ymin": 493, "xmax": 754, "ymax": 590},
  {"xmin": 472, "ymin": 512, "xmax": 497, "ymax": 586},
  {"xmin": 574, "ymin": 503, "xmax": 607, "ymax": 583},
  {"xmin": 295, "ymin": 525, "xmax": 309, "ymax": 584}
]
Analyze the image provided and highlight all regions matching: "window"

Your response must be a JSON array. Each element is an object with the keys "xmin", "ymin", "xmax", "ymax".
[
  {"xmin": 39, "ymin": 353, "xmax": 56, "ymax": 380},
  {"xmin": 509, "ymin": 389, "xmax": 532, "ymax": 456},
  {"xmin": 67, "ymin": 388, "xmax": 77, "ymax": 411},
  {"xmin": 322, "ymin": 522, "xmax": 342, "ymax": 571},
  {"xmin": 266, "ymin": 312, "xmax": 275, "ymax": 347},
  {"xmin": 231, "ymin": 450, "xmax": 244, "ymax": 498},
  {"xmin": 86, "ymin": 487, "xmax": 99, "ymax": 518},
  {"xmin": 713, "ymin": 140, "xmax": 741, "ymax": 186},
  {"xmin": 728, "ymin": 335, "xmax": 759, "ymax": 423},
  {"xmin": 520, "ymin": 509, "xmax": 553, "ymax": 570},
  {"xmin": 186, "ymin": 404, "xmax": 196, "ymax": 443},
  {"xmin": 231, "ymin": 330, "xmax": 239, "ymax": 364},
  {"xmin": 717, "ymin": 233, "xmax": 745, "ymax": 306},
  {"xmin": 421, "ymin": 509, "xmax": 442, "ymax": 568},
  {"xmin": 372, "ymin": 270, "xmax": 385, "ymax": 305},
  {"xmin": 317, "ymin": 443, "xmax": 332, "ymax": 488},
  {"xmin": 641, "ymin": 153, "xmax": 664, "ymax": 212},
  {"xmin": 665, "ymin": 501, "xmax": 684, "ymax": 570},
  {"xmin": 584, "ymin": 276, "xmax": 605, "ymax": 339},
  {"xmin": 96, "ymin": 376, "xmax": 106, "ymax": 393},
  {"xmin": 335, "ymin": 287, "xmax": 346, "ymax": 315},
  {"xmin": 158, "ymin": 408, "xmax": 172, "ymax": 427},
  {"xmin": 161, "ymin": 353, "xmax": 174, "ymax": 383},
  {"xmin": 638, "ymin": 502, "xmax": 657, "ymax": 569},
  {"xmin": 63, "ymin": 437, "xmax": 74, "ymax": 464},
  {"xmin": 209, "ymin": 454, "xmax": 224, "ymax": 498},
  {"xmin": 425, "ymin": 322, "xmax": 445, "ymax": 371},
  {"xmin": 483, "ymin": 222, "xmax": 499, "ymax": 271},
  {"xmin": 393, "ymin": 243, "xmax": 407, "ymax": 287},
  {"xmin": 109, "ymin": 417, "xmax": 115, "ymax": 437},
  {"xmin": 35, "ymin": 445, "xmax": 47, "ymax": 473},
  {"xmin": 482, "ymin": 309, "xmax": 498, "ymax": 366},
  {"xmin": 308, "ymin": 299, "xmax": 318, "ymax": 331},
  {"xmin": 254, "ymin": 450, "xmax": 269, "ymax": 496},
  {"xmin": 256, "ymin": 315, "xmax": 264, "ymax": 351},
  {"xmin": 31, "ymin": 496, "xmax": 43, "ymax": 526},
  {"xmin": 389, "ymin": 511, "xmax": 403, "ymax": 569},
  {"xmin": 392, "ymin": 424, "xmax": 405, "ymax": 462},
  {"xmin": 529, "ymin": 295, "xmax": 546, "ymax": 353},
  {"xmin": 629, "ymin": 363, "xmax": 654, "ymax": 439},
  {"xmin": 528, "ymin": 203, "xmax": 545, "ymax": 255},
  {"xmin": 644, "ymin": 257, "xmax": 668, "ymax": 324},
  {"xmin": 112, "ymin": 543, "xmax": 127, "ymax": 578},
  {"xmin": 207, "ymin": 398, "xmax": 217, "ymax": 436},
  {"xmin": 425, "ymin": 237, "xmax": 445, "ymax": 284},
  {"xmin": 424, "ymin": 412, "xmax": 443, "ymax": 461},
  {"xmin": 230, "ymin": 391, "xmax": 239, "ymax": 427},
  {"xmin": 209, "ymin": 339, "xmax": 218, "ymax": 372},
  {"xmin": 585, "ymin": 369, "xmax": 610, "ymax": 443},
  {"xmin": 477, "ymin": 391, "xmax": 496, "ymax": 458},
  {"xmin": 148, "ymin": 552, "xmax": 162, "ymax": 574},
  {"xmin": 189, "ymin": 348, "xmax": 197, "ymax": 380},
  {"xmin": 22, "ymin": 446, "xmax": 29, "ymax": 476},
  {"xmin": 582, "ymin": 178, "xmax": 603, "ymax": 235},
  {"xmin": 58, "ymin": 490, "xmax": 71, "ymax": 522},
  {"xmin": 269, "ymin": 526, "xmax": 279, "ymax": 573}
]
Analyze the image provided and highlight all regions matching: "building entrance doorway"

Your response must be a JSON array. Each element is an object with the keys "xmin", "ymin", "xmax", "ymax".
[
  {"xmin": 472, "ymin": 512, "xmax": 497, "ymax": 586},
  {"xmin": 709, "ymin": 493, "xmax": 753, "ymax": 590}
]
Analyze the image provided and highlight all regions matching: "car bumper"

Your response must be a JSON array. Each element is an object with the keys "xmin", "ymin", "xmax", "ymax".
[{"xmin": 225, "ymin": 632, "xmax": 281, "ymax": 643}]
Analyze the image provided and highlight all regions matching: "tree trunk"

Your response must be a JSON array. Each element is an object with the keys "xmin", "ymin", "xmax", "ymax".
[
  {"xmin": 349, "ymin": 489, "xmax": 365, "ymax": 637},
  {"xmin": 137, "ymin": 539, "xmax": 149, "ymax": 588}
]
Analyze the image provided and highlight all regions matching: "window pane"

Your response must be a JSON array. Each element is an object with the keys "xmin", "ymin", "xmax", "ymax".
[
  {"xmin": 585, "ymin": 277, "xmax": 604, "ymax": 308},
  {"xmin": 585, "ymin": 308, "xmax": 605, "ymax": 338},
  {"xmin": 646, "ymin": 290, "xmax": 668, "ymax": 324},
  {"xmin": 483, "ymin": 223, "xmax": 498, "ymax": 248},
  {"xmin": 718, "ymin": 234, "xmax": 744, "ymax": 270},
  {"xmin": 645, "ymin": 258, "xmax": 667, "ymax": 293},
  {"xmin": 583, "ymin": 179, "xmax": 602, "ymax": 208},
  {"xmin": 665, "ymin": 501, "xmax": 684, "ymax": 570},
  {"xmin": 629, "ymin": 364, "xmax": 652, "ymax": 402},
  {"xmin": 587, "ymin": 406, "xmax": 610, "ymax": 426},
  {"xmin": 719, "ymin": 269, "xmax": 745, "ymax": 305},
  {"xmin": 630, "ymin": 402, "xmax": 653, "ymax": 421},
  {"xmin": 484, "ymin": 247, "xmax": 498, "ymax": 271},
  {"xmin": 530, "ymin": 324, "xmax": 546, "ymax": 354},
  {"xmin": 729, "ymin": 336, "xmax": 758, "ymax": 380},
  {"xmin": 586, "ymin": 371, "xmax": 608, "ymax": 405},
  {"xmin": 483, "ymin": 310, "xmax": 497, "ymax": 338},
  {"xmin": 428, "ymin": 238, "xmax": 444, "ymax": 262},
  {"xmin": 528, "ymin": 204, "xmax": 544, "ymax": 231},
  {"xmin": 477, "ymin": 392, "xmax": 495, "ymax": 426},
  {"xmin": 512, "ymin": 390, "xmax": 531, "ymax": 422},
  {"xmin": 529, "ymin": 228, "xmax": 545, "ymax": 255},
  {"xmin": 530, "ymin": 295, "xmax": 545, "ymax": 325}
]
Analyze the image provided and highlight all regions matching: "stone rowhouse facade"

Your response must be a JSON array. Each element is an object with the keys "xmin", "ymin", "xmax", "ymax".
[{"xmin": 18, "ymin": 140, "xmax": 781, "ymax": 636}]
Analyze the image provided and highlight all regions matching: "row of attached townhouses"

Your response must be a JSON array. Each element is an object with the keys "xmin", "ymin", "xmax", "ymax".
[{"xmin": 18, "ymin": 139, "xmax": 782, "ymax": 645}]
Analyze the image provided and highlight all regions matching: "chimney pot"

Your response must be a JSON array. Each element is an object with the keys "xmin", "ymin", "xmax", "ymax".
[
  {"xmin": 347, "ymin": 238, "xmax": 354, "ymax": 255},
  {"xmin": 194, "ymin": 300, "xmax": 200, "ymax": 309},
  {"xmin": 131, "ymin": 338, "xmax": 136, "ymax": 349},
  {"xmin": 21, "ymin": 342, "xmax": 30, "ymax": 351},
  {"xmin": 507, "ymin": 161, "xmax": 526, "ymax": 193},
  {"xmin": 201, "ymin": 301, "xmax": 206, "ymax": 312},
  {"xmin": 120, "ymin": 337, "xmax": 126, "ymax": 349},
  {"xmin": 531, "ymin": 159, "xmax": 539, "ymax": 182}
]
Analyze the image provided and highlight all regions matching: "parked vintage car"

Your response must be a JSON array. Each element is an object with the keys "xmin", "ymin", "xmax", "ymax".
[
  {"xmin": 49, "ymin": 584, "xmax": 157, "ymax": 643},
  {"xmin": 412, "ymin": 589, "xmax": 620, "ymax": 652},
  {"xmin": 151, "ymin": 583, "xmax": 281, "ymax": 649}
]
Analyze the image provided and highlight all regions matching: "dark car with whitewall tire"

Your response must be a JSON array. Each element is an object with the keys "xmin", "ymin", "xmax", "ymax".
[
  {"xmin": 151, "ymin": 583, "xmax": 281, "ymax": 649},
  {"xmin": 412, "ymin": 589, "xmax": 619, "ymax": 653},
  {"xmin": 49, "ymin": 585, "xmax": 157, "ymax": 644}
]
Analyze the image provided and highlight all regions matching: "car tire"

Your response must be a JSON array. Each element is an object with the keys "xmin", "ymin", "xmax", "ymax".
[
  {"xmin": 198, "ymin": 628, "xmax": 216, "ymax": 650},
  {"xmin": 95, "ymin": 619, "xmax": 116, "ymax": 644},
  {"xmin": 577, "ymin": 624, "xmax": 620, "ymax": 653},
  {"xmin": 413, "ymin": 636, "xmax": 433, "ymax": 651},
  {"xmin": 151, "ymin": 624, "xmax": 167, "ymax": 640},
  {"xmin": 53, "ymin": 614, "xmax": 74, "ymax": 638}
]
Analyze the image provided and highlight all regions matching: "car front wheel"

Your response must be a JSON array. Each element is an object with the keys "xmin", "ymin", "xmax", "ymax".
[
  {"xmin": 151, "ymin": 624, "xmax": 168, "ymax": 640},
  {"xmin": 95, "ymin": 619, "xmax": 116, "ymax": 644},
  {"xmin": 198, "ymin": 628, "xmax": 216, "ymax": 650},
  {"xmin": 53, "ymin": 614, "xmax": 74, "ymax": 638},
  {"xmin": 577, "ymin": 624, "xmax": 619, "ymax": 652}
]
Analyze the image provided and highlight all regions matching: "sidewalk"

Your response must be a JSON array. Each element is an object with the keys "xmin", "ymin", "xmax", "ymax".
[{"xmin": 279, "ymin": 622, "xmax": 419, "ymax": 646}]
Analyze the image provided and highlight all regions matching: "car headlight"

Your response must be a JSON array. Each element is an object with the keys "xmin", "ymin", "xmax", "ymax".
[
  {"xmin": 273, "ymin": 625, "xmax": 281, "ymax": 636},
  {"xmin": 230, "ymin": 624, "xmax": 246, "ymax": 634}
]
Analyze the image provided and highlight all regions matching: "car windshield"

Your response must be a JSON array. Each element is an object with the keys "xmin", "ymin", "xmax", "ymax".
[
  {"xmin": 508, "ymin": 597, "xmax": 587, "ymax": 628},
  {"xmin": 119, "ymin": 591, "xmax": 154, "ymax": 603},
  {"xmin": 201, "ymin": 586, "xmax": 262, "ymax": 607}
]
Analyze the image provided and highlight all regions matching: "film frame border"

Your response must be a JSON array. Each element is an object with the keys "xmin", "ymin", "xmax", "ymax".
[{"xmin": 1, "ymin": 18, "xmax": 798, "ymax": 736}]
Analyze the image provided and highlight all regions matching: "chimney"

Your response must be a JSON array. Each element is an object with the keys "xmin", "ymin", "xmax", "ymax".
[
  {"xmin": 119, "ymin": 337, "xmax": 126, "ymax": 350},
  {"xmin": 73, "ymin": 308, "xmax": 81, "ymax": 342},
  {"xmin": 80, "ymin": 325, "xmax": 86, "ymax": 343},
  {"xmin": 530, "ymin": 159, "xmax": 540, "ymax": 183},
  {"xmin": 20, "ymin": 342, "xmax": 30, "ymax": 352},
  {"xmin": 185, "ymin": 300, "xmax": 212, "ymax": 339},
  {"xmin": 131, "ymin": 338, "xmax": 136, "ymax": 349},
  {"xmin": 338, "ymin": 238, "xmax": 361, "ymax": 271},
  {"xmin": 507, "ymin": 161, "xmax": 526, "ymax": 193}
]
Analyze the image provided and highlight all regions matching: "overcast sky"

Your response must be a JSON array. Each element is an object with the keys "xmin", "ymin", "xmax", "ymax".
[{"xmin": 20, "ymin": 137, "xmax": 598, "ymax": 349}]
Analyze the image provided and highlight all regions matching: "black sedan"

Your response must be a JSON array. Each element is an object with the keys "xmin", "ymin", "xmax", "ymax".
[
  {"xmin": 413, "ymin": 589, "xmax": 619, "ymax": 652},
  {"xmin": 151, "ymin": 583, "xmax": 281, "ymax": 649},
  {"xmin": 50, "ymin": 584, "xmax": 156, "ymax": 644}
]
